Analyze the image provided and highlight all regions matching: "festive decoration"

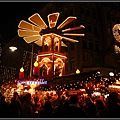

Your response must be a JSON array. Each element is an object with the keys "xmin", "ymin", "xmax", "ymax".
[
  {"xmin": 113, "ymin": 24, "xmax": 120, "ymax": 42},
  {"xmin": 33, "ymin": 61, "xmax": 38, "ymax": 76},
  {"xmin": 19, "ymin": 67, "xmax": 24, "ymax": 80},
  {"xmin": 114, "ymin": 45, "xmax": 120, "ymax": 54},
  {"xmin": 17, "ymin": 12, "xmax": 85, "ymax": 80}
]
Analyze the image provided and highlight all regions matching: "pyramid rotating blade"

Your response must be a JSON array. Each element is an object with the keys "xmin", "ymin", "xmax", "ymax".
[
  {"xmin": 56, "ymin": 41, "xmax": 67, "ymax": 47},
  {"xmin": 57, "ymin": 16, "xmax": 77, "ymax": 29},
  {"xmin": 23, "ymin": 35, "xmax": 41, "ymax": 43},
  {"xmin": 63, "ymin": 33, "xmax": 85, "ymax": 36},
  {"xmin": 34, "ymin": 39, "xmax": 42, "ymax": 46},
  {"xmin": 47, "ymin": 12, "xmax": 60, "ymax": 28},
  {"xmin": 61, "ymin": 41, "xmax": 67, "ymax": 47},
  {"xmin": 62, "ymin": 36, "xmax": 78, "ymax": 43},
  {"xmin": 18, "ymin": 29, "xmax": 40, "ymax": 37},
  {"xmin": 28, "ymin": 13, "xmax": 48, "ymax": 29},
  {"xmin": 62, "ymin": 25, "xmax": 85, "ymax": 32},
  {"xmin": 18, "ymin": 20, "xmax": 41, "ymax": 32}
]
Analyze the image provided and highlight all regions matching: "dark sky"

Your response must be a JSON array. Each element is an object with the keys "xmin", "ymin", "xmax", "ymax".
[{"xmin": 0, "ymin": 2, "xmax": 48, "ymax": 45}]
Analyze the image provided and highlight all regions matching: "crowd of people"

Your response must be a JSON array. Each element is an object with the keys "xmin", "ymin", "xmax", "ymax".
[{"xmin": 0, "ymin": 90, "xmax": 120, "ymax": 118}]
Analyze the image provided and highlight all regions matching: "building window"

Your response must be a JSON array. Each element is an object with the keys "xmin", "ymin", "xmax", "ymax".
[
  {"xmin": 92, "ymin": 11, "xmax": 96, "ymax": 18},
  {"xmin": 79, "ymin": 7, "xmax": 84, "ymax": 14},
  {"xmin": 70, "ymin": 59, "xmax": 75, "ymax": 70},
  {"xmin": 94, "ymin": 27, "xmax": 98, "ymax": 35},
  {"xmin": 82, "ymin": 40, "xmax": 87, "ymax": 49},
  {"xmin": 106, "ymin": 14, "xmax": 111, "ymax": 20},
  {"xmin": 95, "ymin": 39, "xmax": 99, "ymax": 43},
  {"xmin": 70, "ymin": 9, "xmax": 73, "ymax": 15},
  {"xmin": 87, "ymin": 24, "xmax": 92, "ymax": 32},
  {"xmin": 116, "ymin": 17, "xmax": 119, "ymax": 23},
  {"xmin": 82, "ymin": 52, "xmax": 87, "ymax": 61},
  {"xmin": 70, "ymin": 42, "xmax": 75, "ymax": 50},
  {"xmin": 86, "ymin": 9, "xmax": 90, "ymax": 16},
  {"xmin": 95, "ymin": 43, "xmax": 99, "ymax": 51},
  {"xmin": 66, "ymin": 62, "xmax": 69, "ymax": 72},
  {"xmin": 112, "ymin": 16, "xmax": 116, "ymax": 22},
  {"xmin": 89, "ymin": 42, "xmax": 93, "ymax": 50}
]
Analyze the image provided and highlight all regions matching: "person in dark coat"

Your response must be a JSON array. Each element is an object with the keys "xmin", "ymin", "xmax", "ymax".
[
  {"xmin": 22, "ymin": 93, "xmax": 34, "ymax": 118},
  {"xmin": 63, "ymin": 95, "xmax": 87, "ymax": 118},
  {"xmin": 83, "ymin": 97, "xmax": 96, "ymax": 117},
  {"xmin": 95, "ymin": 99, "xmax": 105, "ymax": 117},
  {"xmin": 9, "ymin": 92, "xmax": 22, "ymax": 117},
  {"xmin": 39, "ymin": 100, "xmax": 53, "ymax": 118},
  {"xmin": 104, "ymin": 92, "xmax": 120, "ymax": 118},
  {"xmin": 0, "ymin": 95, "xmax": 9, "ymax": 117},
  {"xmin": 53, "ymin": 99, "xmax": 65, "ymax": 117}
]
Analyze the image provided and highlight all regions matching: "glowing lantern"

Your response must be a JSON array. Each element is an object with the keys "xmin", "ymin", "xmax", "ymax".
[
  {"xmin": 33, "ymin": 61, "xmax": 38, "ymax": 76},
  {"xmin": 19, "ymin": 67, "xmax": 24, "ymax": 80},
  {"xmin": 76, "ymin": 69, "xmax": 80, "ymax": 74}
]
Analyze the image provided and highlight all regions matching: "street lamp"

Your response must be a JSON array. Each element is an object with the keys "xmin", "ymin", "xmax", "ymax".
[
  {"xmin": 9, "ymin": 45, "xmax": 35, "ymax": 79},
  {"xmin": 9, "ymin": 46, "xmax": 17, "ymax": 52}
]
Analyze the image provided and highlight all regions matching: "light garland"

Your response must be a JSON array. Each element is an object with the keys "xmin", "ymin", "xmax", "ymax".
[{"xmin": 113, "ymin": 24, "xmax": 120, "ymax": 42}]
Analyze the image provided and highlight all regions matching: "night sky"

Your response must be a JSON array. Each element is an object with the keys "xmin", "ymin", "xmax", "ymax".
[{"xmin": 0, "ymin": 2, "xmax": 48, "ymax": 45}]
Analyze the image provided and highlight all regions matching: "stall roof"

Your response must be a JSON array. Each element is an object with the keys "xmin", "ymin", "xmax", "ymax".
[{"xmin": 47, "ymin": 70, "xmax": 99, "ymax": 86}]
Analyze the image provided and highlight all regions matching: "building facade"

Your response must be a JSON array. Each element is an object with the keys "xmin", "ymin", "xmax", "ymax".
[
  {"xmin": 2, "ymin": 3, "xmax": 120, "ymax": 78},
  {"xmin": 38, "ymin": 2, "xmax": 120, "ymax": 76}
]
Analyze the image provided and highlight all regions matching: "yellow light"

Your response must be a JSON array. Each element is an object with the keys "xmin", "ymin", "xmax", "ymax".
[
  {"xmin": 63, "ymin": 33, "xmax": 85, "ymax": 36},
  {"xmin": 20, "ymin": 67, "xmax": 24, "ymax": 72},
  {"xmin": 34, "ymin": 61, "xmax": 38, "ymax": 67},
  {"xmin": 59, "ymin": 73, "xmax": 62, "ymax": 76},
  {"xmin": 76, "ymin": 69, "xmax": 80, "ymax": 74}
]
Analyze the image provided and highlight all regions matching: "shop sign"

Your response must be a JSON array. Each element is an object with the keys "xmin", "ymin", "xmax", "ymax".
[{"xmin": 17, "ymin": 78, "xmax": 47, "ymax": 85}]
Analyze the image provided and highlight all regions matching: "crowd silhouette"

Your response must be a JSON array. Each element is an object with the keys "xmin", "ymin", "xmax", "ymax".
[{"xmin": 0, "ymin": 91, "xmax": 120, "ymax": 118}]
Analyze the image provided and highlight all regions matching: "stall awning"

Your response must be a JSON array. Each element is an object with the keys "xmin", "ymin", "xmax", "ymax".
[{"xmin": 47, "ymin": 70, "xmax": 98, "ymax": 86}]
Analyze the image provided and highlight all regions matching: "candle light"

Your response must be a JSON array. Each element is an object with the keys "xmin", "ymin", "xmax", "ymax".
[
  {"xmin": 19, "ymin": 67, "xmax": 24, "ymax": 80},
  {"xmin": 33, "ymin": 61, "xmax": 38, "ymax": 76}
]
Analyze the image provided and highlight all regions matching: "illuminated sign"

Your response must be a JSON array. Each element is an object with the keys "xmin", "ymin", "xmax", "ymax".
[{"xmin": 17, "ymin": 78, "xmax": 47, "ymax": 85}]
